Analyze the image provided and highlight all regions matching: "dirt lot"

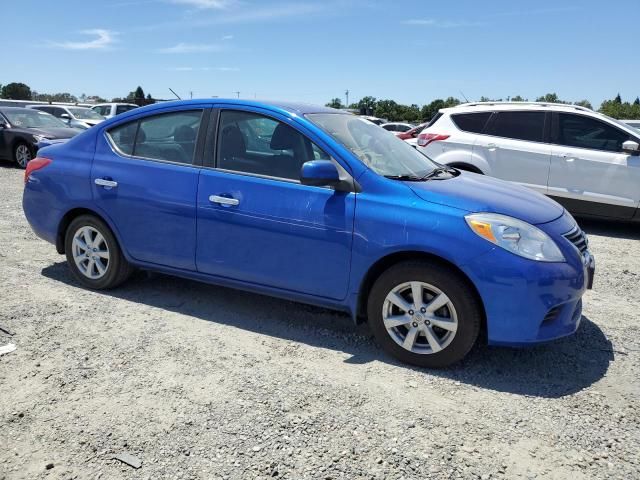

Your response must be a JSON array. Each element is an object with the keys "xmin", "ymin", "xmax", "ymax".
[{"xmin": 0, "ymin": 162, "xmax": 638, "ymax": 480}]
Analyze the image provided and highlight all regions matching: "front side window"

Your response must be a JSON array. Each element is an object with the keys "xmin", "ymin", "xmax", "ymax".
[
  {"xmin": 556, "ymin": 113, "xmax": 631, "ymax": 152},
  {"xmin": 216, "ymin": 110, "xmax": 326, "ymax": 181},
  {"xmin": 489, "ymin": 111, "xmax": 545, "ymax": 142},
  {"xmin": 107, "ymin": 109, "xmax": 203, "ymax": 163},
  {"xmin": 308, "ymin": 113, "xmax": 438, "ymax": 178}
]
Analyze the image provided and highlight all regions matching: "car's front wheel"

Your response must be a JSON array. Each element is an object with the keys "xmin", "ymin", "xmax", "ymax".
[
  {"xmin": 367, "ymin": 261, "xmax": 482, "ymax": 368},
  {"xmin": 13, "ymin": 142, "xmax": 32, "ymax": 169},
  {"xmin": 64, "ymin": 215, "xmax": 133, "ymax": 289}
]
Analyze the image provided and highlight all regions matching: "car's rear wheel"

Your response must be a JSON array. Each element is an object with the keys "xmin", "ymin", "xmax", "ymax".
[
  {"xmin": 367, "ymin": 261, "xmax": 481, "ymax": 368},
  {"xmin": 13, "ymin": 142, "xmax": 32, "ymax": 169},
  {"xmin": 64, "ymin": 215, "xmax": 133, "ymax": 289}
]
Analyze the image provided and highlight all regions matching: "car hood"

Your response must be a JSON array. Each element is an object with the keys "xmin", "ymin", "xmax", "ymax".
[
  {"xmin": 28, "ymin": 127, "xmax": 81, "ymax": 139},
  {"xmin": 406, "ymin": 171, "xmax": 564, "ymax": 225}
]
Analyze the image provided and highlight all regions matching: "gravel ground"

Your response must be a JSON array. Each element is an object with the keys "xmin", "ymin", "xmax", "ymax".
[{"xmin": 0, "ymin": 162, "xmax": 639, "ymax": 480}]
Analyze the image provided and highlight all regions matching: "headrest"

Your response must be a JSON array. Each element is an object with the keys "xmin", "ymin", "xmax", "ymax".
[
  {"xmin": 174, "ymin": 125, "xmax": 195, "ymax": 142},
  {"xmin": 270, "ymin": 123, "xmax": 299, "ymax": 150}
]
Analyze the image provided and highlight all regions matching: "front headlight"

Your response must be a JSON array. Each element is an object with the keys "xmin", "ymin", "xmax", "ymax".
[
  {"xmin": 465, "ymin": 213, "xmax": 565, "ymax": 262},
  {"xmin": 32, "ymin": 134, "xmax": 52, "ymax": 143}
]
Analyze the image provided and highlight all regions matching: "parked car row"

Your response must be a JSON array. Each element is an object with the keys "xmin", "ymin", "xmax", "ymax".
[
  {"xmin": 23, "ymin": 99, "xmax": 594, "ymax": 368},
  {"xmin": 0, "ymin": 103, "xmax": 139, "ymax": 168}
]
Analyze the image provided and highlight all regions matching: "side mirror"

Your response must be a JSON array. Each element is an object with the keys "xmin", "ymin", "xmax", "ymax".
[
  {"xmin": 622, "ymin": 140, "xmax": 640, "ymax": 155},
  {"xmin": 300, "ymin": 160, "xmax": 340, "ymax": 187}
]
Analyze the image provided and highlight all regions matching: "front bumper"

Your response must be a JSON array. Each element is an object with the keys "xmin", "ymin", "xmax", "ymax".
[{"xmin": 461, "ymin": 214, "xmax": 593, "ymax": 346}]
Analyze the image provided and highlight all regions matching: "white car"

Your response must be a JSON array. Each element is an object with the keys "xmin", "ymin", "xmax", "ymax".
[
  {"xmin": 381, "ymin": 122, "xmax": 414, "ymax": 133},
  {"xmin": 417, "ymin": 102, "xmax": 640, "ymax": 221},
  {"xmin": 91, "ymin": 103, "xmax": 139, "ymax": 119},
  {"xmin": 27, "ymin": 105, "xmax": 105, "ymax": 130}
]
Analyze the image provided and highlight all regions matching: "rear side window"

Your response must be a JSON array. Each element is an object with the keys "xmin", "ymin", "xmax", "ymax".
[
  {"xmin": 451, "ymin": 112, "xmax": 491, "ymax": 134},
  {"xmin": 555, "ymin": 113, "xmax": 631, "ymax": 153},
  {"xmin": 489, "ymin": 111, "xmax": 545, "ymax": 142},
  {"xmin": 116, "ymin": 105, "xmax": 137, "ymax": 115},
  {"xmin": 108, "ymin": 122, "xmax": 138, "ymax": 155},
  {"xmin": 107, "ymin": 110, "xmax": 203, "ymax": 164}
]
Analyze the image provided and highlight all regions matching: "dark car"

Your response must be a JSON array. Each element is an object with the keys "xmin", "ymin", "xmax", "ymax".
[{"xmin": 0, "ymin": 107, "xmax": 81, "ymax": 168}]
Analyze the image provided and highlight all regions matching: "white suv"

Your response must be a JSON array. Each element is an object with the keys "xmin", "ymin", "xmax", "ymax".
[{"xmin": 417, "ymin": 102, "xmax": 640, "ymax": 221}]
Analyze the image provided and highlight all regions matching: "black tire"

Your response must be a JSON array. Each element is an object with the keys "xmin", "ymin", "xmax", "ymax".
[
  {"xmin": 367, "ymin": 261, "xmax": 482, "ymax": 368},
  {"xmin": 13, "ymin": 142, "xmax": 33, "ymax": 169},
  {"xmin": 64, "ymin": 215, "xmax": 133, "ymax": 289}
]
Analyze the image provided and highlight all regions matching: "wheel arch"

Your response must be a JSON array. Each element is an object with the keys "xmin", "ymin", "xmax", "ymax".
[
  {"xmin": 356, "ymin": 251, "xmax": 487, "ymax": 334},
  {"xmin": 56, "ymin": 207, "xmax": 116, "ymax": 255}
]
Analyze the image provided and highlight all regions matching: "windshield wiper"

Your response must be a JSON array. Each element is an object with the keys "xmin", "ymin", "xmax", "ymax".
[
  {"xmin": 383, "ymin": 174, "xmax": 425, "ymax": 181},
  {"xmin": 419, "ymin": 166, "xmax": 457, "ymax": 180}
]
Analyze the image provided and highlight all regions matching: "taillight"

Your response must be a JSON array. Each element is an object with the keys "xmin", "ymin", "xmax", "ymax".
[
  {"xmin": 417, "ymin": 133, "xmax": 450, "ymax": 148},
  {"xmin": 24, "ymin": 157, "xmax": 52, "ymax": 184}
]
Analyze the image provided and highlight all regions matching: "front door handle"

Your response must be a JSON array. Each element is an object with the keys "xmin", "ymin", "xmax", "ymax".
[
  {"xmin": 486, "ymin": 143, "xmax": 498, "ymax": 151},
  {"xmin": 561, "ymin": 154, "xmax": 576, "ymax": 163},
  {"xmin": 209, "ymin": 195, "xmax": 239, "ymax": 206},
  {"xmin": 94, "ymin": 178, "xmax": 118, "ymax": 188}
]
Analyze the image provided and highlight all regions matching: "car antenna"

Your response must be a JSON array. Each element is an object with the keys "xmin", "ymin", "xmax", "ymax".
[
  {"xmin": 459, "ymin": 90, "xmax": 469, "ymax": 102},
  {"xmin": 169, "ymin": 88, "xmax": 182, "ymax": 100}
]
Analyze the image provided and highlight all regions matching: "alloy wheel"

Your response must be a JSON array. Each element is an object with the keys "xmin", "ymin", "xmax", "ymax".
[
  {"xmin": 15, "ymin": 144, "xmax": 32, "ymax": 168},
  {"xmin": 72, "ymin": 226, "xmax": 110, "ymax": 280},
  {"xmin": 382, "ymin": 281, "xmax": 458, "ymax": 354}
]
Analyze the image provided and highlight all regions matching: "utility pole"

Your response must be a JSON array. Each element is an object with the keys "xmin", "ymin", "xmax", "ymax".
[
  {"xmin": 345, "ymin": 89, "xmax": 349, "ymax": 108},
  {"xmin": 234, "ymin": 91, "xmax": 240, "ymax": 99},
  {"xmin": 189, "ymin": 91, "xmax": 193, "ymax": 99}
]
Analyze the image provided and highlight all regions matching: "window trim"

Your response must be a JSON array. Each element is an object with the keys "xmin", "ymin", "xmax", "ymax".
[
  {"xmin": 104, "ymin": 107, "xmax": 208, "ymax": 167},
  {"xmin": 550, "ymin": 112, "xmax": 638, "ymax": 154}
]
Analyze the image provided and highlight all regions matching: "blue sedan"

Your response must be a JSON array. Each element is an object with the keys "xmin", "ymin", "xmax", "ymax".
[{"xmin": 22, "ymin": 99, "xmax": 594, "ymax": 367}]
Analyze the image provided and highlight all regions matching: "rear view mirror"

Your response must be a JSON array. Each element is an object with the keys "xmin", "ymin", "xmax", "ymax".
[
  {"xmin": 622, "ymin": 140, "xmax": 640, "ymax": 155},
  {"xmin": 300, "ymin": 160, "xmax": 340, "ymax": 187}
]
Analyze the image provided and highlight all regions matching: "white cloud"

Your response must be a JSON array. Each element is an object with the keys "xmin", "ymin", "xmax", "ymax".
[
  {"xmin": 403, "ymin": 19, "xmax": 485, "ymax": 28},
  {"xmin": 222, "ymin": 34, "xmax": 233, "ymax": 40},
  {"xmin": 170, "ymin": 0, "xmax": 235, "ymax": 8},
  {"xmin": 157, "ymin": 43, "xmax": 224, "ymax": 53},
  {"xmin": 49, "ymin": 29, "xmax": 117, "ymax": 50}
]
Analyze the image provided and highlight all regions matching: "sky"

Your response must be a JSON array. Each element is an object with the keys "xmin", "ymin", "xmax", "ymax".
[{"xmin": 2, "ymin": 0, "xmax": 639, "ymax": 108}]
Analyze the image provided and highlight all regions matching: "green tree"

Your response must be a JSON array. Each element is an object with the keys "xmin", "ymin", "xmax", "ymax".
[
  {"xmin": 134, "ymin": 86, "xmax": 145, "ymax": 103},
  {"xmin": 1, "ymin": 82, "xmax": 32, "ymax": 100},
  {"xmin": 634, "ymin": 97, "xmax": 640, "ymax": 106},
  {"xmin": 354, "ymin": 96, "xmax": 377, "ymax": 114},
  {"xmin": 420, "ymin": 97, "xmax": 460, "ymax": 121},
  {"xmin": 614, "ymin": 93, "xmax": 622, "ymax": 104},
  {"xmin": 325, "ymin": 98, "xmax": 343, "ymax": 109},
  {"xmin": 535, "ymin": 93, "xmax": 564, "ymax": 104},
  {"xmin": 511, "ymin": 95, "xmax": 527, "ymax": 102},
  {"xmin": 145, "ymin": 93, "xmax": 155, "ymax": 105},
  {"xmin": 574, "ymin": 99, "xmax": 593, "ymax": 110}
]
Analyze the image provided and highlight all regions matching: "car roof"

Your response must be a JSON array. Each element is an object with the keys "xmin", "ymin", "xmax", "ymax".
[{"xmin": 123, "ymin": 99, "xmax": 340, "ymax": 116}]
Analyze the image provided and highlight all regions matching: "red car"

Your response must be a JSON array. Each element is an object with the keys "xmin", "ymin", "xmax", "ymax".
[{"xmin": 396, "ymin": 122, "xmax": 427, "ymax": 140}]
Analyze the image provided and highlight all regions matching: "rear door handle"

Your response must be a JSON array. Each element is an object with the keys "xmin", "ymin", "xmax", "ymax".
[
  {"xmin": 209, "ymin": 195, "xmax": 239, "ymax": 206},
  {"xmin": 486, "ymin": 143, "xmax": 498, "ymax": 151},
  {"xmin": 94, "ymin": 178, "xmax": 118, "ymax": 188},
  {"xmin": 560, "ymin": 154, "xmax": 576, "ymax": 162}
]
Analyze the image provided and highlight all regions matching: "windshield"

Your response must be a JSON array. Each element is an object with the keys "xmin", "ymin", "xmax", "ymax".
[
  {"xmin": 307, "ymin": 113, "xmax": 438, "ymax": 177},
  {"xmin": 68, "ymin": 107, "xmax": 104, "ymax": 120},
  {"xmin": 4, "ymin": 109, "xmax": 68, "ymax": 129}
]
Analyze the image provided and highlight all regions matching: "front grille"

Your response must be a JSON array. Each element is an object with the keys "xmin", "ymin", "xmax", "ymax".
[{"xmin": 563, "ymin": 225, "xmax": 589, "ymax": 253}]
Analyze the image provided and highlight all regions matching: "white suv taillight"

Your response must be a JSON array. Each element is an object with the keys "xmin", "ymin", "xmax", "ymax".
[{"xmin": 417, "ymin": 133, "xmax": 450, "ymax": 148}]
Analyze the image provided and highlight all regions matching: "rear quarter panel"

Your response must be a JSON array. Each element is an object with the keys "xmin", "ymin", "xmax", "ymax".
[{"xmin": 23, "ymin": 131, "xmax": 97, "ymax": 245}]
